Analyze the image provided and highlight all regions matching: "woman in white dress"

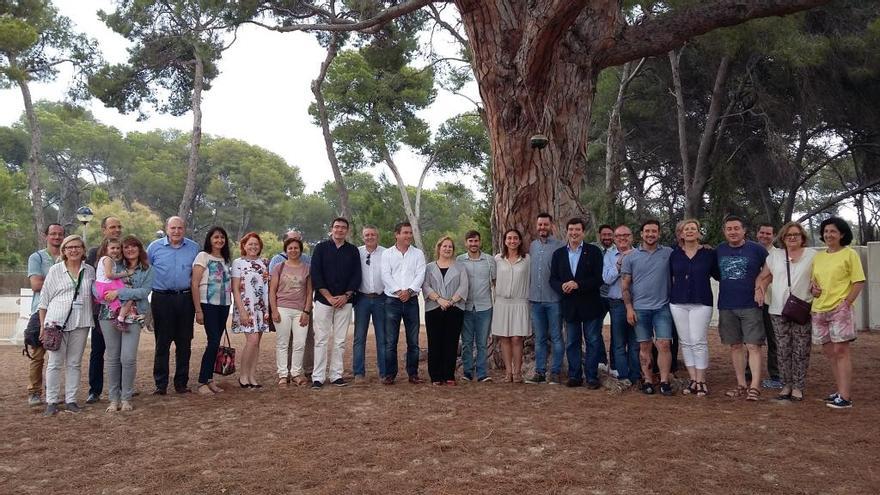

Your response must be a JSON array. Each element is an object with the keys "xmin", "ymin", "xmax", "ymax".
[{"xmin": 491, "ymin": 229, "xmax": 531, "ymax": 383}]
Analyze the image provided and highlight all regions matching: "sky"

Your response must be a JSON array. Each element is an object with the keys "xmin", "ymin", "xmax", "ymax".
[{"xmin": 0, "ymin": 0, "xmax": 481, "ymax": 194}]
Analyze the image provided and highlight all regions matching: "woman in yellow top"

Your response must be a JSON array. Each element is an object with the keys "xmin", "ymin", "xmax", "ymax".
[{"xmin": 810, "ymin": 217, "xmax": 865, "ymax": 409}]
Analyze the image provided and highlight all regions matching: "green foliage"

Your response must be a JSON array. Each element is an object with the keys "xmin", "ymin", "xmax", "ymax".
[
  {"xmin": 429, "ymin": 112, "xmax": 489, "ymax": 173},
  {"xmin": 0, "ymin": 167, "xmax": 34, "ymax": 267},
  {"xmin": 88, "ymin": 199, "xmax": 164, "ymax": 248},
  {"xmin": 0, "ymin": 0, "xmax": 100, "ymax": 96}
]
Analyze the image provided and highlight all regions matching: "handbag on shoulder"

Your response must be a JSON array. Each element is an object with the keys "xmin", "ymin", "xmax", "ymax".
[
  {"xmin": 214, "ymin": 329, "xmax": 236, "ymax": 376},
  {"xmin": 780, "ymin": 248, "xmax": 811, "ymax": 325},
  {"xmin": 43, "ymin": 269, "xmax": 85, "ymax": 352}
]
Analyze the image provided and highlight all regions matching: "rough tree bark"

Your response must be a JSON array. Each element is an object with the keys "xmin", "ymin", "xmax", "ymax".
[
  {"xmin": 311, "ymin": 33, "xmax": 352, "ymax": 222},
  {"xmin": 177, "ymin": 51, "xmax": 204, "ymax": 223},
  {"xmin": 17, "ymin": 76, "xmax": 47, "ymax": 240}
]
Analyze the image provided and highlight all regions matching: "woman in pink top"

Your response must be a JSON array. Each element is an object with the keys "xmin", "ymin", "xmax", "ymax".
[{"xmin": 269, "ymin": 237, "xmax": 313, "ymax": 386}]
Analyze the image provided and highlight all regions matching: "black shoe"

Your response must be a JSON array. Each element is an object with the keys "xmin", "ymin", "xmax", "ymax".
[
  {"xmin": 331, "ymin": 378, "xmax": 348, "ymax": 387},
  {"xmin": 585, "ymin": 380, "xmax": 601, "ymax": 390},
  {"xmin": 152, "ymin": 388, "xmax": 167, "ymax": 396},
  {"xmin": 311, "ymin": 381, "xmax": 323, "ymax": 389},
  {"xmin": 175, "ymin": 387, "xmax": 192, "ymax": 394},
  {"xmin": 641, "ymin": 383, "xmax": 656, "ymax": 395},
  {"xmin": 382, "ymin": 376, "xmax": 395, "ymax": 385},
  {"xmin": 43, "ymin": 403, "xmax": 59, "ymax": 416},
  {"xmin": 524, "ymin": 373, "xmax": 546, "ymax": 384},
  {"xmin": 659, "ymin": 382, "xmax": 673, "ymax": 396},
  {"xmin": 462, "ymin": 373, "xmax": 473, "ymax": 382},
  {"xmin": 85, "ymin": 393, "xmax": 99, "ymax": 404},
  {"xmin": 566, "ymin": 379, "xmax": 583, "ymax": 388},
  {"xmin": 64, "ymin": 402, "xmax": 82, "ymax": 413},
  {"xmin": 132, "ymin": 391, "xmax": 140, "ymax": 397}
]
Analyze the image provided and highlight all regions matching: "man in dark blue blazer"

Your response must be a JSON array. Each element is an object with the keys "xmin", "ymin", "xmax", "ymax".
[{"xmin": 550, "ymin": 218, "xmax": 606, "ymax": 388}]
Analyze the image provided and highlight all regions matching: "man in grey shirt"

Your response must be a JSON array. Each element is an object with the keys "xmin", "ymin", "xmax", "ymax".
[
  {"xmin": 621, "ymin": 219, "xmax": 675, "ymax": 396},
  {"xmin": 525, "ymin": 212, "xmax": 566, "ymax": 385},
  {"xmin": 456, "ymin": 230, "xmax": 496, "ymax": 382}
]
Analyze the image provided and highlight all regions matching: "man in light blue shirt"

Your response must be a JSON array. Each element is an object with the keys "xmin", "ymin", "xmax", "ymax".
[
  {"xmin": 147, "ymin": 216, "xmax": 200, "ymax": 394},
  {"xmin": 24, "ymin": 223, "xmax": 64, "ymax": 406},
  {"xmin": 457, "ymin": 230, "xmax": 496, "ymax": 382},
  {"xmin": 525, "ymin": 213, "xmax": 566, "ymax": 385},
  {"xmin": 602, "ymin": 225, "xmax": 639, "ymax": 386}
]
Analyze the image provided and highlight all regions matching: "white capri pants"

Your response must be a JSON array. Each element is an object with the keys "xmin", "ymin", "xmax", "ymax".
[
  {"xmin": 275, "ymin": 307, "xmax": 309, "ymax": 378},
  {"xmin": 670, "ymin": 304, "xmax": 713, "ymax": 370}
]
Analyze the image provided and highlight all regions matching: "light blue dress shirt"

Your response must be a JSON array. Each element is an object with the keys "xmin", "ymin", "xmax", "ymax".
[{"xmin": 146, "ymin": 236, "xmax": 200, "ymax": 291}]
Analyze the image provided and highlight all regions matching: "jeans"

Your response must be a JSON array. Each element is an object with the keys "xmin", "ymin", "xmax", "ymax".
[
  {"xmin": 597, "ymin": 297, "xmax": 613, "ymax": 368},
  {"xmin": 275, "ymin": 307, "xmax": 309, "ymax": 378},
  {"xmin": 198, "ymin": 304, "xmax": 230, "ymax": 384},
  {"xmin": 609, "ymin": 299, "xmax": 640, "ymax": 382},
  {"xmin": 565, "ymin": 318, "xmax": 603, "ymax": 382},
  {"xmin": 353, "ymin": 295, "xmax": 387, "ymax": 378},
  {"xmin": 88, "ymin": 323, "xmax": 106, "ymax": 396},
  {"xmin": 425, "ymin": 307, "xmax": 464, "ymax": 382},
  {"xmin": 530, "ymin": 302, "xmax": 564, "ymax": 375},
  {"xmin": 151, "ymin": 292, "xmax": 195, "ymax": 391},
  {"xmin": 384, "ymin": 296, "xmax": 421, "ymax": 379},
  {"xmin": 101, "ymin": 319, "xmax": 142, "ymax": 402},
  {"xmin": 460, "ymin": 308, "xmax": 492, "ymax": 379}
]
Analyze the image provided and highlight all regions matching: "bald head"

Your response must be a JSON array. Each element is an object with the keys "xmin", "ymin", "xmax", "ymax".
[
  {"xmin": 166, "ymin": 216, "xmax": 185, "ymax": 246},
  {"xmin": 102, "ymin": 216, "xmax": 122, "ymax": 241},
  {"xmin": 284, "ymin": 230, "xmax": 303, "ymax": 241}
]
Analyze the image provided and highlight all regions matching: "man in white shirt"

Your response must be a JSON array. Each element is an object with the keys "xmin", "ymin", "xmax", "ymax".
[
  {"xmin": 352, "ymin": 225, "xmax": 387, "ymax": 383},
  {"xmin": 381, "ymin": 222, "xmax": 426, "ymax": 385}
]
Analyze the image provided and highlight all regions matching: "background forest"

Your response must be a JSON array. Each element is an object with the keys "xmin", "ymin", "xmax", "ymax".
[{"xmin": 1, "ymin": 0, "xmax": 878, "ymax": 268}]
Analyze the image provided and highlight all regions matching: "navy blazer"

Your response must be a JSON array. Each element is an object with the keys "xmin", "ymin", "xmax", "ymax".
[{"xmin": 549, "ymin": 242, "xmax": 604, "ymax": 322}]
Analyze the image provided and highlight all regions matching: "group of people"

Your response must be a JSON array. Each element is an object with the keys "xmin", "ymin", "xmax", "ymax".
[{"xmin": 25, "ymin": 211, "xmax": 865, "ymax": 416}]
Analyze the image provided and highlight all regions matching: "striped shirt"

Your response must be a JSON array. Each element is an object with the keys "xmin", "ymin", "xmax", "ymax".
[{"xmin": 38, "ymin": 262, "xmax": 95, "ymax": 330}]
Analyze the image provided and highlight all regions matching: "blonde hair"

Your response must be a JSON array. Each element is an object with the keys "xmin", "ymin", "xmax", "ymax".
[
  {"xmin": 776, "ymin": 221, "xmax": 809, "ymax": 248},
  {"xmin": 433, "ymin": 235, "xmax": 455, "ymax": 260},
  {"xmin": 59, "ymin": 235, "xmax": 86, "ymax": 262},
  {"xmin": 678, "ymin": 218, "xmax": 702, "ymax": 242}
]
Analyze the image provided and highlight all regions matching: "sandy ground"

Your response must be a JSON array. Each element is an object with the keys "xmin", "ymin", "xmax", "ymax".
[{"xmin": 1, "ymin": 326, "xmax": 878, "ymax": 494}]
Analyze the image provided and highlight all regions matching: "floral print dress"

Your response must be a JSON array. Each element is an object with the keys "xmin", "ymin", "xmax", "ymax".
[{"xmin": 231, "ymin": 257, "xmax": 270, "ymax": 334}]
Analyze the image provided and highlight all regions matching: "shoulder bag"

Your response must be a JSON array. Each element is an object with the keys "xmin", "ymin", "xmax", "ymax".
[
  {"xmin": 43, "ymin": 269, "xmax": 85, "ymax": 352},
  {"xmin": 780, "ymin": 248, "xmax": 812, "ymax": 325}
]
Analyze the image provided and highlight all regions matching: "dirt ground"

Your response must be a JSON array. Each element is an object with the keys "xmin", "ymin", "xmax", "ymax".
[{"xmin": 1, "ymin": 325, "xmax": 878, "ymax": 495}]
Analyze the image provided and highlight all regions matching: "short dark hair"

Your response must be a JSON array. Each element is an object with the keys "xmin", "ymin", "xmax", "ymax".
[
  {"xmin": 464, "ymin": 230, "xmax": 481, "ymax": 240},
  {"xmin": 202, "ymin": 226, "xmax": 231, "ymax": 263},
  {"xmin": 537, "ymin": 212, "xmax": 553, "ymax": 221},
  {"xmin": 757, "ymin": 222, "xmax": 774, "ymax": 231},
  {"xmin": 44, "ymin": 223, "xmax": 64, "ymax": 235},
  {"xmin": 640, "ymin": 219, "xmax": 660, "ymax": 232},
  {"xmin": 394, "ymin": 221, "xmax": 412, "ymax": 234},
  {"xmin": 566, "ymin": 217, "xmax": 586, "ymax": 230},
  {"xmin": 283, "ymin": 237, "xmax": 304, "ymax": 252},
  {"xmin": 818, "ymin": 216, "xmax": 854, "ymax": 246},
  {"xmin": 598, "ymin": 224, "xmax": 613, "ymax": 233},
  {"xmin": 723, "ymin": 215, "xmax": 746, "ymax": 229},
  {"xmin": 331, "ymin": 217, "xmax": 349, "ymax": 228}
]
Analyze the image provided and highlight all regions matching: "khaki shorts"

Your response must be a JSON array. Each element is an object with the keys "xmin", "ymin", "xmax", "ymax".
[
  {"xmin": 812, "ymin": 303, "xmax": 857, "ymax": 345},
  {"xmin": 718, "ymin": 308, "xmax": 765, "ymax": 345}
]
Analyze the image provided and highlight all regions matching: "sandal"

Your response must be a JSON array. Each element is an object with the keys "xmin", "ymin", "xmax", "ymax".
[
  {"xmin": 776, "ymin": 392, "xmax": 792, "ymax": 401},
  {"xmin": 696, "ymin": 382, "xmax": 708, "ymax": 397},
  {"xmin": 278, "ymin": 378, "xmax": 288, "ymax": 387},
  {"xmin": 746, "ymin": 387, "xmax": 761, "ymax": 401},
  {"xmin": 790, "ymin": 390, "xmax": 804, "ymax": 401},
  {"xmin": 682, "ymin": 380, "xmax": 697, "ymax": 395},
  {"xmin": 725, "ymin": 386, "xmax": 746, "ymax": 398}
]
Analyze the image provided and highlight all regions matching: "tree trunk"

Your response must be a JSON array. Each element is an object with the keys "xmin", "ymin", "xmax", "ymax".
[
  {"xmin": 178, "ymin": 51, "xmax": 204, "ymax": 224},
  {"xmin": 311, "ymin": 34, "xmax": 352, "ymax": 222},
  {"xmin": 18, "ymin": 78, "xmax": 46, "ymax": 240},
  {"xmin": 414, "ymin": 157, "xmax": 436, "ymax": 223},
  {"xmin": 382, "ymin": 148, "xmax": 425, "ymax": 250}
]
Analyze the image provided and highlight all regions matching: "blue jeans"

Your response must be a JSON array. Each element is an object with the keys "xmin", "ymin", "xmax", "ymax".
[
  {"xmin": 198, "ymin": 303, "xmax": 231, "ymax": 384},
  {"xmin": 384, "ymin": 297, "xmax": 421, "ymax": 379},
  {"xmin": 353, "ymin": 295, "xmax": 387, "ymax": 377},
  {"xmin": 566, "ymin": 318, "xmax": 603, "ymax": 382},
  {"xmin": 609, "ymin": 299, "xmax": 640, "ymax": 382},
  {"xmin": 530, "ymin": 302, "xmax": 564, "ymax": 375},
  {"xmin": 460, "ymin": 308, "xmax": 492, "ymax": 379}
]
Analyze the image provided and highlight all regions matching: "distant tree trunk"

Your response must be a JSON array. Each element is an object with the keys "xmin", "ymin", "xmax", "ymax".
[
  {"xmin": 18, "ymin": 77, "xmax": 46, "ymax": 240},
  {"xmin": 414, "ymin": 156, "xmax": 436, "ymax": 224},
  {"xmin": 605, "ymin": 58, "xmax": 645, "ymax": 220},
  {"xmin": 178, "ymin": 51, "xmax": 204, "ymax": 224},
  {"xmin": 312, "ymin": 34, "xmax": 352, "ymax": 222},
  {"xmin": 670, "ymin": 50, "xmax": 731, "ymax": 219},
  {"xmin": 382, "ymin": 148, "xmax": 425, "ymax": 250}
]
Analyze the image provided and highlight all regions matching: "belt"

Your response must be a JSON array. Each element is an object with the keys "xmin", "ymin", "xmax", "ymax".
[
  {"xmin": 358, "ymin": 292, "xmax": 383, "ymax": 298},
  {"xmin": 154, "ymin": 289, "xmax": 192, "ymax": 295}
]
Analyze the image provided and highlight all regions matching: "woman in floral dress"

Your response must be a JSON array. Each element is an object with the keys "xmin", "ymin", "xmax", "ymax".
[{"xmin": 232, "ymin": 232, "xmax": 270, "ymax": 388}]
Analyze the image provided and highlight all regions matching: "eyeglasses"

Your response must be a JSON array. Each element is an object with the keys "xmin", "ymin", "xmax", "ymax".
[
  {"xmin": 64, "ymin": 245, "xmax": 85, "ymax": 251},
  {"xmin": 614, "ymin": 234, "xmax": 632, "ymax": 238},
  {"xmin": 366, "ymin": 253, "xmax": 371, "ymax": 265},
  {"xmin": 784, "ymin": 234, "xmax": 802, "ymax": 239}
]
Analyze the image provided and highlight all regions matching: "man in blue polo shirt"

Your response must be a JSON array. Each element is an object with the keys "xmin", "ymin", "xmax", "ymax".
[
  {"xmin": 621, "ymin": 219, "xmax": 675, "ymax": 396},
  {"xmin": 147, "ymin": 216, "xmax": 200, "ymax": 395}
]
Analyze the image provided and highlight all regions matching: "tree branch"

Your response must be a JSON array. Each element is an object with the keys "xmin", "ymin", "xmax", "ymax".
[
  {"xmin": 519, "ymin": 0, "xmax": 590, "ymax": 87},
  {"xmin": 598, "ymin": 0, "xmax": 832, "ymax": 68},
  {"xmin": 252, "ymin": 0, "xmax": 436, "ymax": 33},
  {"xmin": 797, "ymin": 176, "xmax": 880, "ymax": 224}
]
